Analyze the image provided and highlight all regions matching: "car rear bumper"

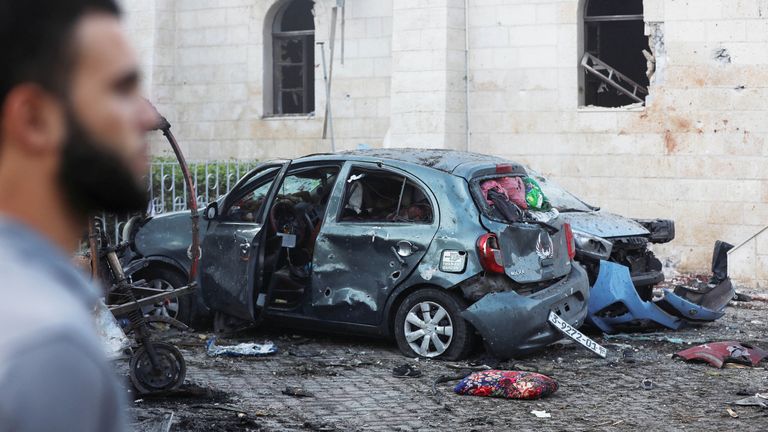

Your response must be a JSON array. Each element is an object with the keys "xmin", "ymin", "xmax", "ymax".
[{"xmin": 460, "ymin": 263, "xmax": 590, "ymax": 360}]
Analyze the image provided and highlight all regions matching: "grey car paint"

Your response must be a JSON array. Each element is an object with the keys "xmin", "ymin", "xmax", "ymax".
[
  {"xmin": 563, "ymin": 211, "xmax": 650, "ymax": 239},
  {"xmin": 462, "ymin": 264, "xmax": 590, "ymax": 359}
]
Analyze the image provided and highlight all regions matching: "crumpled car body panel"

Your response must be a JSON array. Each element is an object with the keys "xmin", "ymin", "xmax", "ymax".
[
  {"xmin": 655, "ymin": 279, "xmax": 734, "ymax": 322},
  {"xmin": 586, "ymin": 260, "xmax": 681, "ymax": 334},
  {"xmin": 461, "ymin": 264, "xmax": 590, "ymax": 360},
  {"xmin": 674, "ymin": 342, "xmax": 768, "ymax": 368}
]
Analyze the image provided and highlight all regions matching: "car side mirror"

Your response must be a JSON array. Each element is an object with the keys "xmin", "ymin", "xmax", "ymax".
[{"xmin": 204, "ymin": 202, "xmax": 219, "ymax": 220}]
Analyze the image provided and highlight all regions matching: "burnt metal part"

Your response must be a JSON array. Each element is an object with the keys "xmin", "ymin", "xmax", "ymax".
[
  {"xmin": 130, "ymin": 342, "xmax": 187, "ymax": 394},
  {"xmin": 634, "ymin": 219, "xmax": 675, "ymax": 244},
  {"xmin": 674, "ymin": 342, "xmax": 768, "ymax": 369},
  {"xmin": 109, "ymin": 284, "xmax": 196, "ymax": 317},
  {"xmin": 461, "ymin": 264, "xmax": 590, "ymax": 360},
  {"xmin": 711, "ymin": 240, "xmax": 734, "ymax": 284}
]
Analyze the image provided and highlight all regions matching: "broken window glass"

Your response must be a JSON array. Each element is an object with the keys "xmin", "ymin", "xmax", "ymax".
[
  {"xmin": 582, "ymin": 0, "xmax": 649, "ymax": 107},
  {"xmin": 340, "ymin": 169, "xmax": 433, "ymax": 223},
  {"xmin": 272, "ymin": 0, "xmax": 315, "ymax": 115}
]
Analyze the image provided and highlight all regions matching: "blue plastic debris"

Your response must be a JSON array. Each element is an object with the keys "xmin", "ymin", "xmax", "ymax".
[
  {"xmin": 206, "ymin": 337, "xmax": 278, "ymax": 357},
  {"xmin": 586, "ymin": 260, "xmax": 682, "ymax": 334}
]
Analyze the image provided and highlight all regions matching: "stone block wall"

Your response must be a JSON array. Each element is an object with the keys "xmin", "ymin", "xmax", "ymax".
[{"xmin": 120, "ymin": 0, "xmax": 768, "ymax": 275}]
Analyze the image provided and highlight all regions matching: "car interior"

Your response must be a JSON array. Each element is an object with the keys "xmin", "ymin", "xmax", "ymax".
[
  {"xmin": 260, "ymin": 166, "xmax": 434, "ymax": 310},
  {"xmin": 339, "ymin": 169, "xmax": 433, "ymax": 223},
  {"xmin": 261, "ymin": 166, "xmax": 340, "ymax": 309}
]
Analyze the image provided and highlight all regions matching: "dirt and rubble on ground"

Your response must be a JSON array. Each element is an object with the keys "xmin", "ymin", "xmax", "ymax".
[{"xmin": 127, "ymin": 288, "xmax": 768, "ymax": 431}]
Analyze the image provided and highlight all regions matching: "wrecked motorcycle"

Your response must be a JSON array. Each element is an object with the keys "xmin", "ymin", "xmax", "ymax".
[{"xmin": 90, "ymin": 103, "xmax": 200, "ymax": 393}]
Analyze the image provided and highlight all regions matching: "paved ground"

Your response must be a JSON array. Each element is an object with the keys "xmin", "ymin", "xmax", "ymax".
[{"xmin": 128, "ymin": 291, "xmax": 768, "ymax": 431}]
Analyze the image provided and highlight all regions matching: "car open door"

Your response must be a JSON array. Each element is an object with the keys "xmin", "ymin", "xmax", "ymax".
[{"xmin": 199, "ymin": 161, "xmax": 290, "ymax": 322}]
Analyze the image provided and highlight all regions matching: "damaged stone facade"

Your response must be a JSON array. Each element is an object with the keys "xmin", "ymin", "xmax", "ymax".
[{"xmin": 121, "ymin": 0, "xmax": 768, "ymax": 277}]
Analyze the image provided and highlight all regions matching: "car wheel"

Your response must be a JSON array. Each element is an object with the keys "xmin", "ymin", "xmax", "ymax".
[
  {"xmin": 134, "ymin": 268, "xmax": 195, "ymax": 326},
  {"xmin": 394, "ymin": 288, "xmax": 476, "ymax": 360}
]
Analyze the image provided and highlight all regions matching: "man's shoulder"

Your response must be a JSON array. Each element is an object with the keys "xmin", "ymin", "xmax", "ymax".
[{"xmin": 0, "ymin": 330, "xmax": 127, "ymax": 432}]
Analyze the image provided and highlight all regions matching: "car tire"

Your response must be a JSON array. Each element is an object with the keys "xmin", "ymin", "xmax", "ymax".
[
  {"xmin": 134, "ymin": 267, "xmax": 195, "ymax": 326},
  {"xmin": 394, "ymin": 288, "xmax": 476, "ymax": 360}
]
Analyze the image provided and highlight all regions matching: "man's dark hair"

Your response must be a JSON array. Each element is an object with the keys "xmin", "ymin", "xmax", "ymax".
[{"xmin": 0, "ymin": 0, "xmax": 121, "ymax": 106}]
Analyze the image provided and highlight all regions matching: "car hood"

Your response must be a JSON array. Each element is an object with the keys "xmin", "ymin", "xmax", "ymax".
[{"xmin": 561, "ymin": 211, "xmax": 649, "ymax": 239}]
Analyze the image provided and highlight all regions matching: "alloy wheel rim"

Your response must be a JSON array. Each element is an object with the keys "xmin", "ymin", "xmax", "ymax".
[
  {"xmin": 404, "ymin": 301, "xmax": 453, "ymax": 357},
  {"xmin": 140, "ymin": 278, "xmax": 179, "ymax": 319}
]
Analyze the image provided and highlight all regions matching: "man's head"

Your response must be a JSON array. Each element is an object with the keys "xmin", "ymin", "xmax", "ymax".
[{"xmin": 0, "ymin": 0, "xmax": 156, "ymax": 217}]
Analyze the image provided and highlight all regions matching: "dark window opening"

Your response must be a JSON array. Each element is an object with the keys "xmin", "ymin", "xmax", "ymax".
[
  {"xmin": 582, "ymin": 0, "xmax": 649, "ymax": 107},
  {"xmin": 272, "ymin": 0, "xmax": 315, "ymax": 115},
  {"xmin": 340, "ymin": 169, "xmax": 433, "ymax": 223}
]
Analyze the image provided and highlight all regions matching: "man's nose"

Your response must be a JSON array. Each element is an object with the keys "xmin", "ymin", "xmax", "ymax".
[{"xmin": 138, "ymin": 98, "xmax": 162, "ymax": 131}]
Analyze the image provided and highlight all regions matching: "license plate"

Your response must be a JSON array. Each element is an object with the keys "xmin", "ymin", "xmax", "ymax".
[{"xmin": 548, "ymin": 311, "xmax": 607, "ymax": 358}]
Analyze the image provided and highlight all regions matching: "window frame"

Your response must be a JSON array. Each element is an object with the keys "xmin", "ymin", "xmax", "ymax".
[
  {"xmin": 270, "ymin": 1, "xmax": 315, "ymax": 116},
  {"xmin": 579, "ymin": 0, "xmax": 647, "ymax": 108}
]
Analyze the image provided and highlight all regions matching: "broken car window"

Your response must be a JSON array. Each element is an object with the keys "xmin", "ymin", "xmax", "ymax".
[
  {"xmin": 226, "ymin": 173, "xmax": 277, "ymax": 222},
  {"xmin": 582, "ymin": 0, "xmax": 649, "ymax": 107},
  {"xmin": 340, "ymin": 169, "xmax": 433, "ymax": 223},
  {"xmin": 526, "ymin": 169, "xmax": 594, "ymax": 213}
]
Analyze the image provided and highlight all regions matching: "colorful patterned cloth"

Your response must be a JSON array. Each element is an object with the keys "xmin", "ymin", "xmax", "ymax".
[{"xmin": 454, "ymin": 370, "xmax": 558, "ymax": 400}]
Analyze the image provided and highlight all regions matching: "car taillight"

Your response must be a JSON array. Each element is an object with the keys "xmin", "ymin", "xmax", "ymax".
[
  {"xmin": 476, "ymin": 233, "xmax": 505, "ymax": 274},
  {"xmin": 564, "ymin": 223, "xmax": 576, "ymax": 260}
]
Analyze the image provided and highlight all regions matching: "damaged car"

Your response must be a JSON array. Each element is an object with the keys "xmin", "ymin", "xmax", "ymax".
[
  {"xmin": 122, "ymin": 149, "xmax": 590, "ymax": 360},
  {"xmin": 527, "ymin": 170, "xmax": 674, "ymax": 300}
]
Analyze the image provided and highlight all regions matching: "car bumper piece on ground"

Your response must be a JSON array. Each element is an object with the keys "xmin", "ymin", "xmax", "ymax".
[
  {"xmin": 461, "ymin": 264, "xmax": 590, "ymax": 360},
  {"xmin": 656, "ymin": 278, "xmax": 734, "ymax": 322},
  {"xmin": 586, "ymin": 260, "xmax": 682, "ymax": 334}
]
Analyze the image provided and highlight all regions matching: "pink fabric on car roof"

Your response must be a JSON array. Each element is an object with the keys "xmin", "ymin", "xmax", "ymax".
[
  {"xmin": 497, "ymin": 176, "xmax": 527, "ymax": 209},
  {"xmin": 480, "ymin": 180, "xmax": 507, "ymax": 205}
]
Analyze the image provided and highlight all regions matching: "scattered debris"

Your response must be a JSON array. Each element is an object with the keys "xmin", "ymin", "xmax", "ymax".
[
  {"xmin": 132, "ymin": 412, "xmax": 174, "ymax": 432},
  {"xmin": 282, "ymin": 386, "xmax": 315, "ymax": 398},
  {"xmin": 188, "ymin": 404, "xmax": 248, "ymax": 415},
  {"xmin": 731, "ymin": 393, "xmax": 768, "ymax": 408},
  {"xmin": 531, "ymin": 410, "xmax": 551, "ymax": 418},
  {"xmin": 206, "ymin": 337, "xmax": 278, "ymax": 357},
  {"xmin": 454, "ymin": 370, "xmax": 558, "ymax": 400},
  {"xmin": 392, "ymin": 364, "xmax": 422, "ymax": 378},
  {"xmin": 605, "ymin": 333, "xmax": 701, "ymax": 345},
  {"xmin": 641, "ymin": 379, "xmax": 653, "ymax": 390},
  {"xmin": 674, "ymin": 342, "xmax": 768, "ymax": 368}
]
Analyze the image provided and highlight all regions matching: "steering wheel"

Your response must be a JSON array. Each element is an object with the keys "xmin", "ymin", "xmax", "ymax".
[{"xmin": 269, "ymin": 199, "xmax": 308, "ymax": 246}]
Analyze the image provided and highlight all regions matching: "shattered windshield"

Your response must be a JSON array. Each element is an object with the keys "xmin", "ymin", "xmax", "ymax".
[{"xmin": 526, "ymin": 168, "xmax": 595, "ymax": 212}]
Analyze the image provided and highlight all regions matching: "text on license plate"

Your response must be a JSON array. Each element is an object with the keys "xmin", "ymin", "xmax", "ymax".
[{"xmin": 548, "ymin": 311, "xmax": 608, "ymax": 358}]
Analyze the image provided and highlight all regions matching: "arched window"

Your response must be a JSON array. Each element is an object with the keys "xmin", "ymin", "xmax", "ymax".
[
  {"xmin": 272, "ymin": 0, "xmax": 315, "ymax": 115},
  {"xmin": 581, "ymin": 0, "xmax": 649, "ymax": 107}
]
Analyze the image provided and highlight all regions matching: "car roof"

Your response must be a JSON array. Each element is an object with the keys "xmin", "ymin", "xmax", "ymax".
[{"xmin": 294, "ymin": 148, "xmax": 526, "ymax": 179}]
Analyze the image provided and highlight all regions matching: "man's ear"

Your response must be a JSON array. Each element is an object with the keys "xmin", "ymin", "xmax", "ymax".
[{"xmin": 0, "ymin": 84, "xmax": 66, "ymax": 155}]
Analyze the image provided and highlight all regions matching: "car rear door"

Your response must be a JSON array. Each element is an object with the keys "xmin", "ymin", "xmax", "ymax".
[
  {"xmin": 200, "ymin": 161, "xmax": 290, "ymax": 321},
  {"xmin": 309, "ymin": 162, "xmax": 440, "ymax": 325}
]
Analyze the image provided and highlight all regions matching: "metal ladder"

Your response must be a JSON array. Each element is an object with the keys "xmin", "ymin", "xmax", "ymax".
[{"xmin": 581, "ymin": 52, "xmax": 648, "ymax": 104}]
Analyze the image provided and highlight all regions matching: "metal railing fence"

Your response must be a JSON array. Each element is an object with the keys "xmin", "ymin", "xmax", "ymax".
[{"xmin": 96, "ymin": 159, "xmax": 259, "ymax": 244}]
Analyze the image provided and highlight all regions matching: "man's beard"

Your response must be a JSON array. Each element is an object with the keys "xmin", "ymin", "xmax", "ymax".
[{"xmin": 58, "ymin": 112, "xmax": 149, "ymax": 217}]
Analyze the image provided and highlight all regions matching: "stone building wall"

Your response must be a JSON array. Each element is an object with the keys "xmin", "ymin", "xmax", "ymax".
[{"xmin": 120, "ymin": 0, "xmax": 768, "ymax": 275}]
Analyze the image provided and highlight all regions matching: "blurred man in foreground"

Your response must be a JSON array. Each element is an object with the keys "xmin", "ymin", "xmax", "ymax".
[{"xmin": 0, "ymin": 1, "xmax": 156, "ymax": 430}]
